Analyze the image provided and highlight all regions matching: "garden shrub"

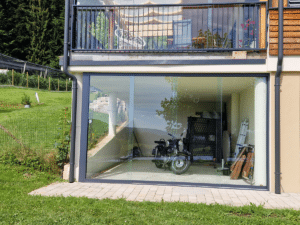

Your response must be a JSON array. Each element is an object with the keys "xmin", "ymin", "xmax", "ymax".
[
  {"xmin": 59, "ymin": 79, "xmax": 66, "ymax": 91},
  {"xmin": 0, "ymin": 73, "xmax": 10, "ymax": 84},
  {"xmin": 44, "ymin": 150, "xmax": 61, "ymax": 174},
  {"xmin": 21, "ymin": 93, "xmax": 32, "ymax": 105},
  {"xmin": 54, "ymin": 107, "xmax": 71, "ymax": 169},
  {"xmin": 51, "ymin": 78, "xmax": 58, "ymax": 91},
  {"xmin": 39, "ymin": 76, "xmax": 48, "ymax": 89},
  {"xmin": 67, "ymin": 80, "xmax": 72, "ymax": 91},
  {"xmin": 20, "ymin": 74, "xmax": 27, "ymax": 86},
  {"xmin": 13, "ymin": 72, "xmax": 25, "ymax": 86},
  {"xmin": 0, "ymin": 151, "xmax": 60, "ymax": 174},
  {"xmin": 28, "ymin": 75, "xmax": 38, "ymax": 88},
  {"xmin": 0, "ymin": 70, "xmax": 72, "ymax": 91}
]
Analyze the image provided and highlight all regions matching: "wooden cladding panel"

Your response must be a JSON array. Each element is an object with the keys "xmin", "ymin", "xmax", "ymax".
[
  {"xmin": 270, "ymin": 9, "xmax": 300, "ymax": 55},
  {"xmin": 270, "ymin": 38, "xmax": 300, "ymax": 43},
  {"xmin": 270, "ymin": 26, "xmax": 300, "ymax": 32},
  {"xmin": 272, "ymin": 0, "xmax": 289, "ymax": 8},
  {"xmin": 270, "ymin": 14, "xmax": 300, "ymax": 20},
  {"xmin": 270, "ymin": 20, "xmax": 300, "ymax": 25},
  {"xmin": 270, "ymin": 44, "xmax": 300, "ymax": 49},
  {"xmin": 260, "ymin": 4, "xmax": 267, "ymax": 49},
  {"xmin": 270, "ymin": 32, "xmax": 300, "ymax": 37},
  {"xmin": 270, "ymin": 50, "xmax": 300, "ymax": 55}
]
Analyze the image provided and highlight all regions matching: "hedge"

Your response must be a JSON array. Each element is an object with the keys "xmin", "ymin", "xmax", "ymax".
[{"xmin": 0, "ymin": 71, "xmax": 71, "ymax": 91}]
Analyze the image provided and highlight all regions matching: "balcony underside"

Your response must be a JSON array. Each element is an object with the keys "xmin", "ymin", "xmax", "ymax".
[{"xmin": 60, "ymin": 51, "xmax": 266, "ymax": 67}]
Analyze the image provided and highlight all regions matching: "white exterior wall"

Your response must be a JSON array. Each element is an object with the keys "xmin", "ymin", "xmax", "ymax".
[
  {"xmin": 254, "ymin": 78, "xmax": 267, "ymax": 186},
  {"xmin": 74, "ymin": 74, "xmax": 83, "ymax": 182},
  {"xmin": 68, "ymin": 64, "xmax": 268, "ymax": 74},
  {"xmin": 69, "ymin": 54, "xmax": 300, "ymax": 192}
]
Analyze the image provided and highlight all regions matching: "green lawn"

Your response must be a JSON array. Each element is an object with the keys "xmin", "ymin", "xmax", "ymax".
[
  {"xmin": 1, "ymin": 163, "xmax": 300, "ymax": 224},
  {"xmin": 1, "ymin": 88, "xmax": 300, "ymax": 224},
  {"xmin": 0, "ymin": 87, "xmax": 72, "ymax": 152}
]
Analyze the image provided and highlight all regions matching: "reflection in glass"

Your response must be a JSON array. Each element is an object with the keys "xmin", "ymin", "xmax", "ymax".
[
  {"xmin": 86, "ymin": 76, "xmax": 267, "ymax": 187},
  {"xmin": 74, "ymin": 2, "xmax": 262, "ymax": 50}
]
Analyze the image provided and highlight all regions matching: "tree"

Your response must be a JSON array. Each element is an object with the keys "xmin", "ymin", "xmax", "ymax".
[
  {"xmin": 0, "ymin": 0, "xmax": 65, "ymax": 68},
  {"xmin": 0, "ymin": 0, "xmax": 31, "ymax": 59},
  {"xmin": 26, "ymin": 0, "xmax": 51, "ymax": 65}
]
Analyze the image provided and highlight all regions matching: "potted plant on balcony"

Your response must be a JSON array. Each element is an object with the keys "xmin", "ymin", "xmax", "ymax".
[{"xmin": 21, "ymin": 93, "xmax": 31, "ymax": 108}]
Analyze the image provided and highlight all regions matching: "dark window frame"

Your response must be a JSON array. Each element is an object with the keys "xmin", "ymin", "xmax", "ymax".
[{"xmin": 79, "ymin": 73, "xmax": 270, "ymax": 191}]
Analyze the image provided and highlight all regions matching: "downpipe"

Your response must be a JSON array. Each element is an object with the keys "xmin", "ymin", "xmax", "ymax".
[
  {"xmin": 275, "ymin": 0, "xmax": 283, "ymax": 194},
  {"xmin": 63, "ymin": 0, "xmax": 77, "ymax": 183}
]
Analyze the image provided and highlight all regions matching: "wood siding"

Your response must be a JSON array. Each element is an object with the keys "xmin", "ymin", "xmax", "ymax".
[
  {"xmin": 270, "ymin": 9, "xmax": 300, "ymax": 55},
  {"xmin": 260, "ymin": 0, "xmax": 268, "ymax": 49},
  {"xmin": 272, "ymin": 0, "xmax": 289, "ymax": 8}
]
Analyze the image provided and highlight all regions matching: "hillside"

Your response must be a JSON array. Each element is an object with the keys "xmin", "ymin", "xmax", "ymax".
[{"xmin": 0, "ymin": 87, "xmax": 72, "ymax": 152}]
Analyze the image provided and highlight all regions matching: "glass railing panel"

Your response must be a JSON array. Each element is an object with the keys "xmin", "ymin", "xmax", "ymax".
[{"xmin": 73, "ymin": 2, "xmax": 266, "ymax": 51}]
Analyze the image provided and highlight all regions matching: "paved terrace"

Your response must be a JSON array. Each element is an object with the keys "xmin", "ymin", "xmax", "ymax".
[{"xmin": 29, "ymin": 182, "xmax": 300, "ymax": 210}]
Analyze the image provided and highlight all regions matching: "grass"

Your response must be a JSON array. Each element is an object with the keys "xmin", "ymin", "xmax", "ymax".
[
  {"xmin": 0, "ymin": 86, "xmax": 110, "ymax": 171},
  {"xmin": 1, "ymin": 163, "xmax": 300, "ymax": 224},
  {"xmin": 0, "ymin": 87, "xmax": 72, "ymax": 152},
  {"xmin": 1, "ymin": 88, "xmax": 300, "ymax": 224}
]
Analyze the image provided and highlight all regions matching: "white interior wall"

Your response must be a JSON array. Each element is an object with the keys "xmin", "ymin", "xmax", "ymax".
[
  {"xmin": 231, "ymin": 93, "xmax": 240, "ymax": 150},
  {"xmin": 226, "ymin": 99, "xmax": 232, "ymax": 134},
  {"xmin": 239, "ymin": 86, "xmax": 255, "ymax": 146}
]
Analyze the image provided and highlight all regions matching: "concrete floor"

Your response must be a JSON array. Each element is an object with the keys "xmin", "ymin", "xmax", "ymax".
[{"xmin": 92, "ymin": 159, "xmax": 252, "ymax": 186}]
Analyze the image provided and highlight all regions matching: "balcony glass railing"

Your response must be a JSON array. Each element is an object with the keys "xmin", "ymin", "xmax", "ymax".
[{"xmin": 71, "ymin": 2, "xmax": 267, "ymax": 52}]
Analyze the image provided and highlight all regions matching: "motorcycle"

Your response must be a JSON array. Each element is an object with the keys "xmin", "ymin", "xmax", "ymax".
[{"xmin": 152, "ymin": 131, "xmax": 191, "ymax": 175}]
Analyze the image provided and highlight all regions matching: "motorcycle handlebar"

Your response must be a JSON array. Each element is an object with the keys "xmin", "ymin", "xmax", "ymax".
[
  {"xmin": 154, "ymin": 141, "xmax": 165, "ymax": 144},
  {"xmin": 168, "ymin": 133, "xmax": 175, "ymax": 139}
]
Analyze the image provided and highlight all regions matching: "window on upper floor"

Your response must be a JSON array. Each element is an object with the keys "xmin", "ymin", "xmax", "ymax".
[{"xmin": 289, "ymin": 0, "xmax": 300, "ymax": 7}]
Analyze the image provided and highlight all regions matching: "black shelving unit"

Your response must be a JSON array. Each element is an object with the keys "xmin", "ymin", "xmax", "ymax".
[{"xmin": 186, "ymin": 116, "xmax": 222, "ymax": 163}]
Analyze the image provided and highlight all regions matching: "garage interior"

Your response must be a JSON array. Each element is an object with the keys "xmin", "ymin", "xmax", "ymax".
[{"xmin": 86, "ymin": 76, "xmax": 267, "ymax": 187}]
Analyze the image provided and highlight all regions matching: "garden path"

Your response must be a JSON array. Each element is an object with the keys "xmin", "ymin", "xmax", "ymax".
[{"xmin": 29, "ymin": 182, "xmax": 300, "ymax": 210}]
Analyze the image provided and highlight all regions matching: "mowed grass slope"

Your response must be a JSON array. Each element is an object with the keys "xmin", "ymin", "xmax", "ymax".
[{"xmin": 0, "ymin": 87, "xmax": 72, "ymax": 151}]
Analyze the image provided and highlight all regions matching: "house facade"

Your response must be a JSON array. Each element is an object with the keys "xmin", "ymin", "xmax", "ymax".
[{"xmin": 62, "ymin": 0, "xmax": 300, "ymax": 193}]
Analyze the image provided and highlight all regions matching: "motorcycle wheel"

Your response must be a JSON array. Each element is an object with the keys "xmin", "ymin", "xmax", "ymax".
[
  {"xmin": 170, "ymin": 155, "xmax": 191, "ymax": 175},
  {"xmin": 154, "ymin": 161, "xmax": 163, "ymax": 168},
  {"xmin": 153, "ymin": 150, "xmax": 164, "ymax": 169}
]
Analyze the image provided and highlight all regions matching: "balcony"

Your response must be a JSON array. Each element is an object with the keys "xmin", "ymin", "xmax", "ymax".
[{"xmin": 71, "ymin": 2, "xmax": 267, "ymax": 53}]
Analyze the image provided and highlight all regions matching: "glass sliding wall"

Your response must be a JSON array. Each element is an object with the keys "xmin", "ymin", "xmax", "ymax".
[{"xmin": 85, "ymin": 75, "xmax": 267, "ymax": 187}]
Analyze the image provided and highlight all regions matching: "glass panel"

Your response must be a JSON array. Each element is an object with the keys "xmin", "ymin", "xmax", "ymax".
[
  {"xmin": 86, "ymin": 76, "xmax": 133, "ymax": 179},
  {"xmin": 86, "ymin": 75, "xmax": 267, "ymax": 187}
]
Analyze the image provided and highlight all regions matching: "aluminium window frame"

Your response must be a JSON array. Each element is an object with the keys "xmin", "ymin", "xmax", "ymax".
[{"xmin": 79, "ymin": 73, "xmax": 270, "ymax": 191}]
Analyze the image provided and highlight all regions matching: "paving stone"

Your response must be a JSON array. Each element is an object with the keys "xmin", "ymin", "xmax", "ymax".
[
  {"xmin": 28, "ymin": 182, "xmax": 300, "ymax": 210},
  {"xmin": 170, "ymin": 196, "xmax": 180, "ymax": 202},
  {"xmin": 223, "ymin": 200, "xmax": 233, "ymax": 205},
  {"xmin": 179, "ymin": 195, "xmax": 189, "ymax": 202}
]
